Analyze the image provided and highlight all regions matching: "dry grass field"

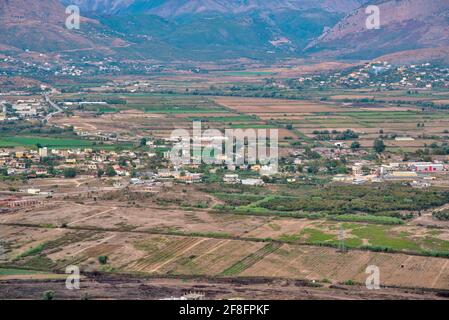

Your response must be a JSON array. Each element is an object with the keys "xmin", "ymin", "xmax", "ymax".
[
  {"xmin": 1, "ymin": 221, "xmax": 448, "ymax": 290},
  {"xmin": 1, "ymin": 192, "xmax": 449, "ymax": 292},
  {"xmin": 240, "ymin": 244, "xmax": 449, "ymax": 290},
  {"xmin": 213, "ymin": 97, "xmax": 339, "ymax": 114}
]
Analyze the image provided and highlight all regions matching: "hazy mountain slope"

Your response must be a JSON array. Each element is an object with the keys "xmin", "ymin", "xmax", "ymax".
[
  {"xmin": 61, "ymin": 0, "xmax": 370, "ymax": 16},
  {"xmin": 145, "ymin": 0, "xmax": 368, "ymax": 17},
  {"xmin": 374, "ymin": 46, "xmax": 449, "ymax": 65},
  {"xmin": 1, "ymin": 0, "xmax": 447, "ymax": 62},
  {"xmin": 61, "ymin": 0, "xmax": 135, "ymax": 14},
  {"xmin": 306, "ymin": 0, "xmax": 449, "ymax": 59},
  {"xmin": 56, "ymin": 0, "xmax": 366, "ymax": 60},
  {"xmin": 0, "ymin": 0, "xmax": 125, "ymax": 53},
  {"xmin": 99, "ymin": 8, "xmax": 342, "ymax": 60}
]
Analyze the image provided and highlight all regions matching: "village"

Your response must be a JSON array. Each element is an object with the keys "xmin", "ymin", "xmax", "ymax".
[{"xmin": 1, "ymin": 131, "xmax": 449, "ymax": 213}]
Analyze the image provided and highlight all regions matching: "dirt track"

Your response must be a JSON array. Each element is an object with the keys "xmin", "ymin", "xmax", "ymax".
[{"xmin": 1, "ymin": 274, "xmax": 448, "ymax": 300}]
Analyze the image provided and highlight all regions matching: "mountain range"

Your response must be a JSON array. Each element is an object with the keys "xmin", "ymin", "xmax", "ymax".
[
  {"xmin": 60, "ymin": 0, "xmax": 370, "ymax": 16},
  {"xmin": 0, "ymin": 0, "xmax": 448, "ymax": 63}
]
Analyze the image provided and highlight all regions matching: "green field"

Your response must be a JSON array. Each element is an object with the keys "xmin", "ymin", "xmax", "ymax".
[
  {"xmin": 229, "ymin": 124, "xmax": 277, "ymax": 129},
  {"xmin": 0, "ymin": 136, "xmax": 93, "ymax": 148},
  {"xmin": 54, "ymin": 93, "xmax": 230, "ymax": 115},
  {"xmin": 188, "ymin": 115, "xmax": 258, "ymax": 122},
  {"xmin": 0, "ymin": 268, "xmax": 46, "ymax": 276},
  {"xmin": 218, "ymin": 71, "xmax": 276, "ymax": 77},
  {"xmin": 0, "ymin": 136, "xmax": 132, "ymax": 150},
  {"xmin": 275, "ymin": 221, "xmax": 449, "ymax": 255}
]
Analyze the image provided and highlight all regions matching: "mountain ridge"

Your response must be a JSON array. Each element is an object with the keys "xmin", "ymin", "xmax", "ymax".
[
  {"xmin": 306, "ymin": 0, "xmax": 449, "ymax": 59},
  {"xmin": 61, "ymin": 0, "xmax": 370, "ymax": 16},
  {"xmin": 0, "ymin": 0, "xmax": 447, "ymax": 63}
]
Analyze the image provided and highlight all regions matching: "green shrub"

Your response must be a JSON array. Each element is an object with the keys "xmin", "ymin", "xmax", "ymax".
[
  {"xmin": 433, "ymin": 210, "xmax": 449, "ymax": 221},
  {"xmin": 360, "ymin": 245, "xmax": 395, "ymax": 253},
  {"xmin": 63, "ymin": 168, "xmax": 77, "ymax": 179},
  {"xmin": 43, "ymin": 290, "xmax": 55, "ymax": 300},
  {"xmin": 423, "ymin": 251, "xmax": 449, "ymax": 258},
  {"xmin": 98, "ymin": 255, "xmax": 108, "ymax": 265},
  {"xmin": 16, "ymin": 243, "xmax": 46, "ymax": 259}
]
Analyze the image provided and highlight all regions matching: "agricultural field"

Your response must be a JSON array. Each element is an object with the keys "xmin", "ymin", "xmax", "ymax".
[
  {"xmin": 51, "ymin": 93, "xmax": 228, "ymax": 138},
  {"xmin": 246, "ymin": 219, "xmax": 449, "ymax": 255},
  {"xmin": 49, "ymin": 93, "xmax": 302, "ymax": 145},
  {"xmin": 240, "ymin": 244, "xmax": 449, "ymax": 290},
  {"xmin": 2, "ymin": 76, "xmax": 449, "ymax": 300},
  {"xmin": 204, "ymin": 92, "xmax": 449, "ymax": 152},
  {"xmin": 0, "ymin": 136, "xmax": 94, "ymax": 148},
  {"xmin": 1, "ymin": 220, "xmax": 448, "ymax": 290},
  {"xmin": 47, "ymin": 89, "xmax": 449, "ymax": 152},
  {"xmin": 1, "ymin": 180, "xmax": 449, "ymax": 294}
]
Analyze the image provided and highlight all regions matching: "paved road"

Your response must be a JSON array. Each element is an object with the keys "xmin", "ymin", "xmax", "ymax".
[{"xmin": 43, "ymin": 94, "xmax": 63, "ymax": 122}]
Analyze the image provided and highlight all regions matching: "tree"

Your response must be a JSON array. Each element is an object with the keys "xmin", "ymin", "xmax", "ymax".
[
  {"xmin": 98, "ymin": 255, "xmax": 108, "ymax": 265},
  {"xmin": 43, "ymin": 290, "xmax": 55, "ymax": 300},
  {"xmin": 118, "ymin": 157, "xmax": 127, "ymax": 167},
  {"xmin": 362, "ymin": 165, "xmax": 371, "ymax": 175},
  {"xmin": 105, "ymin": 166, "xmax": 117, "ymax": 177},
  {"xmin": 97, "ymin": 169, "xmax": 104, "ymax": 178},
  {"xmin": 373, "ymin": 139, "xmax": 386, "ymax": 153},
  {"xmin": 140, "ymin": 137, "xmax": 147, "ymax": 147},
  {"xmin": 351, "ymin": 141, "xmax": 361, "ymax": 150},
  {"xmin": 63, "ymin": 168, "xmax": 77, "ymax": 179},
  {"xmin": 47, "ymin": 166, "xmax": 56, "ymax": 176}
]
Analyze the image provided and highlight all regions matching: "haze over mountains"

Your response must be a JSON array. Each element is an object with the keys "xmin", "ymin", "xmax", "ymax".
[
  {"xmin": 1, "ymin": 0, "xmax": 448, "ymax": 63},
  {"xmin": 61, "ymin": 0, "xmax": 370, "ymax": 16},
  {"xmin": 0, "ymin": 0, "xmax": 124, "ymax": 53}
]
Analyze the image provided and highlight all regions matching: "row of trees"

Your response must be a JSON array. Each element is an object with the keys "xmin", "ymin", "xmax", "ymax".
[{"xmin": 63, "ymin": 167, "xmax": 117, "ymax": 179}]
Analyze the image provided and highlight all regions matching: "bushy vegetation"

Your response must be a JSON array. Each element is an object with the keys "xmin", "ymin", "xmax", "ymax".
[
  {"xmin": 43, "ymin": 290, "xmax": 55, "ymax": 300},
  {"xmin": 258, "ymin": 185, "xmax": 449, "ymax": 216},
  {"xmin": 329, "ymin": 214, "xmax": 404, "ymax": 225},
  {"xmin": 15, "ymin": 243, "xmax": 46, "ymax": 259},
  {"xmin": 98, "ymin": 256, "xmax": 108, "ymax": 265},
  {"xmin": 433, "ymin": 210, "xmax": 449, "ymax": 221},
  {"xmin": 63, "ymin": 168, "xmax": 77, "ymax": 179},
  {"xmin": 0, "ymin": 121, "xmax": 75, "ymax": 136},
  {"xmin": 214, "ymin": 193, "xmax": 264, "ymax": 207}
]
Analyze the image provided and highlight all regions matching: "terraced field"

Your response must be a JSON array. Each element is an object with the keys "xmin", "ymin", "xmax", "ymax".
[
  {"xmin": 240, "ymin": 244, "xmax": 449, "ymax": 289},
  {"xmin": 221, "ymin": 242, "xmax": 282, "ymax": 276}
]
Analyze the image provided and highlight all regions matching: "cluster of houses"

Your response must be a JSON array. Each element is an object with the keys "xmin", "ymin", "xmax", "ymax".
[
  {"xmin": 4, "ymin": 98, "xmax": 47, "ymax": 121},
  {"xmin": 334, "ymin": 62, "xmax": 449, "ymax": 89},
  {"xmin": 333, "ymin": 160, "xmax": 448, "ymax": 186},
  {"xmin": 0, "ymin": 98, "xmax": 48, "ymax": 121},
  {"xmin": 0, "ymin": 147, "xmax": 154, "ymax": 178},
  {"xmin": 223, "ymin": 174, "xmax": 265, "ymax": 186},
  {"xmin": 294, "ymin": 62, "xmax": 449, "ymax": 90}
]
